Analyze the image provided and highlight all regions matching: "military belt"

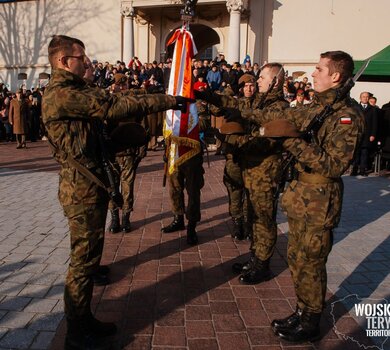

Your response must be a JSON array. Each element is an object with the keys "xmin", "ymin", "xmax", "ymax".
[{"xmin": 298, "ymin": 172, "xmax": 336, "ymax": 184}]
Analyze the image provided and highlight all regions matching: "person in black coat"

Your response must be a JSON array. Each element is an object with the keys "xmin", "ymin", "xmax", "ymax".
[
  {"xmin": 149, "ymin": 60, "xmax": 164, "ymax": 85},
  {"xmin": 221, "ymin": 64, "xmax": 238, "ymax": 94},
  {"xmin": 351, "ymin": 91, "xmax": 378, "ymax": 176}
]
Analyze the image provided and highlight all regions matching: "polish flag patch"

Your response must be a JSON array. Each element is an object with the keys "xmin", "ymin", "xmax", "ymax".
[{"xmin": 340, "ymin": 116, "xmax": 352, "ymax": 124}]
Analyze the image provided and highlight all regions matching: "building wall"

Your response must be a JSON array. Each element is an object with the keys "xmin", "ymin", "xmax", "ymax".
[
  {"xmin": 0, "ymin": 0, "xmax": 121, "ymax": 91},
  {"xmin": 264, "ymin": 0, "xmax": 390, "ymax": 105}
]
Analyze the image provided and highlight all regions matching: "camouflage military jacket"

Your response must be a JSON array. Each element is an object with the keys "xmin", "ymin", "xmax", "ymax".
[
  {"xmin": 279, "ymin": 88, "xmax": 365, "ymax": 227},
  {"xmin": 237, "ymin": 90, "xmax": 288, "ymax": 156},
  {"xmin": 42, "ymin": 69, "xmax": 176, "ymax": 206}
]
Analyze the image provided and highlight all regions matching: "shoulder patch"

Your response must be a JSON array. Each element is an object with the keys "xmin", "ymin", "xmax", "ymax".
[{"xmin": 340, "ymin": 116, "xmax": 352, "ymax": 124}]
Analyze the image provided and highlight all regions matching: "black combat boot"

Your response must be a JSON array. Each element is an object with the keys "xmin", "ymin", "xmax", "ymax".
[
  {"xmin": 271, "ymin": 306, "xmax": 303, "ymax": 334},
  {"xmin": 161, "ymin": 214, "xmax": 185, "ymax": 233},
  {"xmin": 121, "ymin": 211, "xmax": 131, "ymax": 233},
  {"xmin": 232, "ymin": 251, "xmax": 255, "ymax": 274},
  {"xmin": 239, "ymin": 257, "xmax": 272, "ymax": 285},
  {"xmin": 243, "ymin": 221, "xmax": 253, "ymax": 241},
  {"xmin": 186, "ymin": 221, "xmax": 199, "ymax": 245},
  {"xmin": 231, "ymin": 217, "xmax": 245, "ymax": 240},
  {"xmin": 277, "ymin": 310, "xmax": 321, "ymax": 343},
  {"xmin": 65, "ymin": 314, "xmax": 117, "ymax": 350},
  {"xmin": 108, "ymin": 209, "xmax": 120, "ymax": 233}
]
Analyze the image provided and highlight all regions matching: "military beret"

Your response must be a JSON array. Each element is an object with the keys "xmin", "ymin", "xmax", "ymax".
[
  {"xmin": 238, "ymin": 74, "xmax": 256, "ymax": 85},
  {"xmin": 114, "ymin": 73, "xmax": 127, "ymax": 85}
]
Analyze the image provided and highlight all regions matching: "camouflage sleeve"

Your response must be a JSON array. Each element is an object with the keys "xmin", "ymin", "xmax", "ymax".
[
  {"xmin": 44, "ymin": 86, "xmax": 175, "ymax": 123},
  {"xmin": 208, "ymin": 103, "xmax": 223, "ymax": 116},
  {"xmin": 283, "ymin": 112, "xmax": 363, "ymax": 177},
  {"xmin": 220, "ymin": 95, "xmax": 239, "ymax": 108},
  {"xmin": 106, "ymin": 93, "xmax": 176, "ymax": 121},
  {"xmin": 241, "ymin": 102, "xmax": 291, "ymax": 126},
  {"xmin": 207, "ymin": 95, "xmax": 239, "ymax": 116}
]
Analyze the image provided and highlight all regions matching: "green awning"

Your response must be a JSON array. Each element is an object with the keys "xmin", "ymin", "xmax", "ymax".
[{"xmin": 354, "ymin": 45, "xmax": 390, "ymax": 82}]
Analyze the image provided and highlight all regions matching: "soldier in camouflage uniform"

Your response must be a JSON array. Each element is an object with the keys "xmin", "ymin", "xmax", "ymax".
[
  {"xmin": 208, "ymin": 80, "xmax": 253, "ymax": 241},
  {"xmin": 197, "ymin": 70, "xmax": 288, "ymax": 284},
  {"xmin": 241, "ymin": 51, "xmax": 364, "ymax": 343},
  {"xmin": 42, "ymin": 35, "xmax": 188, "ymax": 350},
  {"xmin": 161, "ymin": 97, "xmax": 205, "ymax": 246},
  {"xmin": 108, "ymin": 76, "xmax": 148, "ymax": 235}
]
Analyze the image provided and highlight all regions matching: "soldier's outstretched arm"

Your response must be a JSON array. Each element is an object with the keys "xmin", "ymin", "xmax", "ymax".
[
  {"xmin": 240, "ymin": 102, "xmax": 290, "ymax": 126},
  {"xmin": 106, "ymin": 93, "xmax": 177, "ymax": 121}
]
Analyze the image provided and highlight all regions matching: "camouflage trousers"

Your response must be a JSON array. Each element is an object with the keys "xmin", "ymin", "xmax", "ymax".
[
  {"xmin": 63, "ymin": 201, "xmax": 108, "ymax": 319},
  {"xmin": 287, "ymin": 217, "xmax": 333, "ymax": 313},
  {"xmin": 168, "ymin": 153, "xmax": 204, "ymax": 222},
  {"xmin": 109, "ymin": 154, "xmax": 139, "ymax": 212},
  {"xmin": 242, "ymin": 156, "xmax": 280, "ymax": 261},
  {"xmin": 223, "ymin": 154, "xmax": 250, "ymax": 220}
]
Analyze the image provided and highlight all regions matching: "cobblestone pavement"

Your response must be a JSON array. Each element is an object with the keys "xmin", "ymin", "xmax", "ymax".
[{"xmin": 0, "ymin": 140, "xmax": 389, "ymax": 350}]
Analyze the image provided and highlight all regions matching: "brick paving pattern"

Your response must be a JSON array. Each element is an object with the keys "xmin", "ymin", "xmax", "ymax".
[{"xmin": 0, "ymin": 140, "xmax": 389, "ymax": 350}]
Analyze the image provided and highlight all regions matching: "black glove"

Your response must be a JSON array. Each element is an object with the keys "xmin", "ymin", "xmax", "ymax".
[
  {"xmin": 173, "ymin": 96, "xmax": 195, "ymax": 112},
  {"xmin": 194, "ymin": 89, "xmax": 222, "ymax": 106},
  {"xmin": 223, "ymin": 107, "xmax": 242, "ymax": 123}
]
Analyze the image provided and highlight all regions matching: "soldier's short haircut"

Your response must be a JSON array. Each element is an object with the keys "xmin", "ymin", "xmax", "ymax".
[
  {"xmin": 320, "ymin": 51, "xmax": 354, "ymax": 83},
  {"xmin": 261, "ymin": 63, "xmax": 285, "ymax": 88},
  {"xmin": 48, "ymin": 35, "xmax": 85, "ymax": 67}
]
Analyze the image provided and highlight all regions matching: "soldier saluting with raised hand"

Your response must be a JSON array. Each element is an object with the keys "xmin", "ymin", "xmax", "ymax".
[
  {"xmin": 42, "ymin": 35, "xmax": 191, "ymax": 350},
  {"xmin": 240, "ymin": 51, "xmax": 365, "ymax": 343}
]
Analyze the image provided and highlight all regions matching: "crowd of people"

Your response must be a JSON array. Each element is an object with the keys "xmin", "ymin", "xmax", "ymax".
[{"xmin": 2, "ymin": 55, "xmax": 390, "ymax": 174}]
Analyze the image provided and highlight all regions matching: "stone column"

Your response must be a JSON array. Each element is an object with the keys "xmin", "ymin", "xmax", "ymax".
[
  {"xmin": 121, "ymin": 1, "xmax": 135, "ymax": 65},
  {"xmin": 226, "ymin": 0, "xmax": 248, "ymax": 63}
]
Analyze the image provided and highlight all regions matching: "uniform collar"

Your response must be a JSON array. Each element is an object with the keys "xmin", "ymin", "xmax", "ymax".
[
  {"xmin": 313, "ymin": 87, "xmax": 339, "ymax": 106},
  {"xmin": 49, "ymin": 69, "xmax": 87, "ymax": 88}
]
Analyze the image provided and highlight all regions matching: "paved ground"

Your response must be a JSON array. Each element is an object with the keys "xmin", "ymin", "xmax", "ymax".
[{"xmin": 0, "ymin": 140, "xmax": 389, "ymax": 350}]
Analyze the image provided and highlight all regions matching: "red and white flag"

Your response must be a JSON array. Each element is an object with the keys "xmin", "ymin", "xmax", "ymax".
[{"xmin": 164, "ymin": 27, "xmax": 200, "ymax": 175}]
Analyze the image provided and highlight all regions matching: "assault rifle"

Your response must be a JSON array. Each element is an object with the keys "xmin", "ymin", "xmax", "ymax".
[{"xmin": 95, "ymin": 122, "xmax": 123, "ymax": 209}]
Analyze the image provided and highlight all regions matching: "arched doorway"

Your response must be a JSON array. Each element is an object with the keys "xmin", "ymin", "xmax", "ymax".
[{"xmin": 165, "ymin": 24, "xmax": 220, "ymax": 60}]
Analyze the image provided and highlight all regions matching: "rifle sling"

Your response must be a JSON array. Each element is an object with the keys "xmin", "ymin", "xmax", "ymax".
[{"xmin": 46, "ymin": 134, "xmax": 112, "ymax": 193}]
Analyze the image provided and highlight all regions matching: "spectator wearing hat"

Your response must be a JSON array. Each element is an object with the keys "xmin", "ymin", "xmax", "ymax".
[{"xmin": 9, "ymin": 89, "xmax": 29, "ymax": 148}]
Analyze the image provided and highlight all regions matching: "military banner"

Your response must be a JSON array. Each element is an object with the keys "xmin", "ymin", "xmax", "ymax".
[{"xmin": 164, "ymin": 27, "xmax": 201, "ymax": 175}]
